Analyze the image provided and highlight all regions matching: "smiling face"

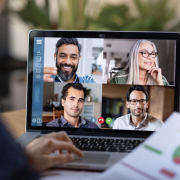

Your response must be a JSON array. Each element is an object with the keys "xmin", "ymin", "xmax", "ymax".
[
  {"xmin": 55, "ymin": 44, "xmax": 81, "ymax": 82},
  {"xmin": 126, "ymin": 90, "xmax": 149, "ymax": 118},
  {"xmin": 138, "ymin": 42, "xmax": 156, "ymax": 71},
  {"xmin": 62, "ymin": 87, "xmax": 84, "ymax": 118}
]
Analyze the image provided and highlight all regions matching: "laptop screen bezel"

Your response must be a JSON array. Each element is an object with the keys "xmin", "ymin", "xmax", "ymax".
[{"xmin": 26, "ymin": 30, "xmax": 180, "ymax": 138}]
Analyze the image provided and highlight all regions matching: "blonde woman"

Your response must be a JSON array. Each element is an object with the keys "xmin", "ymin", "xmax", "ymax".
[{"xmin": 110, "ymin": 40, "xmax": 169, "ymax": 85}]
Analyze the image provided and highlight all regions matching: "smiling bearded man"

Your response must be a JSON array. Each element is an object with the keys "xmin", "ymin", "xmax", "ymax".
[{"xmin": 44, "ymin": 38, "xmax": 96, "ymax": 83}]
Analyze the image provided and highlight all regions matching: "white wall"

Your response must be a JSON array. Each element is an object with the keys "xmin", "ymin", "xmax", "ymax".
[{"xmin": 83, "ymin": 83, "xmax": 102, "ymax": 103}]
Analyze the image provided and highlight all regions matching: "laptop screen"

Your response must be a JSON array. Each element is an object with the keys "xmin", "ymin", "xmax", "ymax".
[{"xmin": 27, "ymin": 31, "xmax": 180, "ymax": 136}]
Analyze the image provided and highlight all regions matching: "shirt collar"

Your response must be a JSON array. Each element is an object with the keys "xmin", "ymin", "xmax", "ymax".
[
  {"xmin": 129, "ymin": 113, "xmax": 148, "ymax": 128},
  {"xmin": 140, "ymin": 113, "xmax": 148, "ymax": 126},
  {"xmin": 60, "ymin": 115, "xmax": 86, "ymax": 127},
  {"xmin": 56, "ymin": 74, "xmax": 79, "ymax": 83}
]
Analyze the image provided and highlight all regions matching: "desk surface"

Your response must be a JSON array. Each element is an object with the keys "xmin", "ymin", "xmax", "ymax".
[{"xmin": 1, "ymin": 109, "xmax": 26, "ymax": 139}]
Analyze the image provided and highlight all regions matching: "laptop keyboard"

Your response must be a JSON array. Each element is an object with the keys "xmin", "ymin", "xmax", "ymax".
[
  {"xmin": 70, "ymin": 137, "xmax": 144, "ymax": 153},
  {"xmin": 34, "ymin": 135, "xmax": 144, "ymax": 153}
]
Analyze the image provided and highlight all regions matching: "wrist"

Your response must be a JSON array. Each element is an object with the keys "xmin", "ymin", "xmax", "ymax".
[{"xmin": 157, "ymin": 80, "xmax": 164, "ymax": 85}]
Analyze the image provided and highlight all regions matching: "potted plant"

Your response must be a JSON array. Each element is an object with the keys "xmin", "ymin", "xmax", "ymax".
[{"xmin": 86, "ymin": 88, "xmax": 92, "ymax": 102}]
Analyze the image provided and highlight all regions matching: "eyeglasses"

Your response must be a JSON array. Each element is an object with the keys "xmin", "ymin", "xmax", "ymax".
[
  {"xmin": 129, "ymin": 99, "xmax": 147, "ymax": 105},
  {"xmin": 139, "ymin": 50, "xmax": 158, "ymax": 58}
]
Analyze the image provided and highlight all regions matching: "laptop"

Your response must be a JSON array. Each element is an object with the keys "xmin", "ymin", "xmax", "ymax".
[{"xmin": 17, "ymin": 30, "xmax": 180, "ymax": 171}]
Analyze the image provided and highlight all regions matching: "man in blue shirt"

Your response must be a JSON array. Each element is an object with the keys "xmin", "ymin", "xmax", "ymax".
[
  {"xmin": 43, "ymin": 38, "xmax": 96, "ymax": 83},
  {"xmin": 47, "ymin": 83, "xmax": 99, "ymax": 128}
]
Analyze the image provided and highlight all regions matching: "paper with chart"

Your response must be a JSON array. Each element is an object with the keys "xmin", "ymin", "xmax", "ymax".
[{"xmin": 88, "ymin": 112, "xmax": 180, "ymax": 180}]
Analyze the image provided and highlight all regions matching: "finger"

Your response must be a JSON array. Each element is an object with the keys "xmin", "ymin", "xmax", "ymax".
[
  {"xmin": 46, "ymin": 131, "xmax": 73, "ymax": 144},
  {"xmin": 43, "ymin": 74, "xmax": 54, "ymax": 82},
  {"xmin": 26, "ymin": 136, "xmax": 46, "ymax": 148},
  {"xmin": 46, "ymin": 153, "xmax": 74, "ymax": 168},
  {"xmin": 148, "ymin": 66, "xmax": 156, "ymax": 71},
  {"xmin": 151, "ymin": 68, "xmax": 160, "ymax": 77},
  {"xmin": 44, "ymin": 69, "xmax": 57, "ymax": 75},
  {"xmin": 44, "ymin": 67, "xmax": 57, "ymax": 70},
  {"xmin": 151, "ymin": 69, "xmax": 157, "ymax": 76},
  {"xmin": 44, "ymin": 67, "xmax": 57, "ymax": 75},
  {"xmin": 148, "ymin": 67, "xmax": 153, "ymax": 73},
  {"xmin": 44, "ymin": 139, "xmax": 83, "ymax": 157}
]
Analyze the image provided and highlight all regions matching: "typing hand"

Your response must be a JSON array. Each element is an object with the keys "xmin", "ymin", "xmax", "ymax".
[
  {"xmin": 24, "ymin": 132, "xmax": 83, "ymax": 172},
  {"xmin": 43, "ymin": 67, "xmax": 57, "ymax": 82}
]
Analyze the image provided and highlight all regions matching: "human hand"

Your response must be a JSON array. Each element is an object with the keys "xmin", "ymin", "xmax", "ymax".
[
  {"xmin": 24, "ymin": 132, "xmax": 83, "ymax": 172},
  {"xmin": 148, "ymin": 67, "xmax": 163, "ymax": 85},
  {"xmin": 43, "ymin": 67, "xmax": 57, "ymax": 82}
]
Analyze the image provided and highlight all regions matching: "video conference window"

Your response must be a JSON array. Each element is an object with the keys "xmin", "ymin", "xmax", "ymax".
[
  {"xmin": 42, "ymin": 82, "xmax": 102, "ymax": 128},
  {"xmin": 102, "ymin": 39, "xmax": 176, "ymax": 86},
  {"xmin": 43, "ymin": 38, "xmax": 104, "ymax": 83},
  {"xmin": 102, "ymin": 84, "xmax": 174, "ymax": 131},
  {"xmin": 32, "ymin": 37, "xmax": 177, "ymax": 132}
]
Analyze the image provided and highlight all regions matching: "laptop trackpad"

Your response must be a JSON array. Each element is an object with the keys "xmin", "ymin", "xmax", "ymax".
[{"xmin": 73, "ymin": 153, "xmax": 110, "ymax": 164}]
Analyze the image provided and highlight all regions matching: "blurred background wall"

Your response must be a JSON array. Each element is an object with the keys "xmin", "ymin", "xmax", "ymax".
[{"xmin": 0, "ymin": 0, "xmax": 180, "ymax": 112}]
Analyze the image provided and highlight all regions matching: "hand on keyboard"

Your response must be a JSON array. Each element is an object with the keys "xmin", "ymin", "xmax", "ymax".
[{"xmin": 25, "ymin": 132, "xmax": 83, "ymax": 172}]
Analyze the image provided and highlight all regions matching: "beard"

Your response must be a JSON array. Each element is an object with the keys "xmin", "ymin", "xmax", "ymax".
[
  {"xmin": 56, "ymin": 61, "xmax": 78, "ymax": 82},
  {"xmin": 130, "ymin": 107, "xmax": 146, "ymax": 117}
]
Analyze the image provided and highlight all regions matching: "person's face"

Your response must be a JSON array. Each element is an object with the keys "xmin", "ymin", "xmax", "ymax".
[
  {"xmin": 62, "ymin": 87, "xmax": 84, "ymax": 118},
  {"xmin": 138, "ymin": 42, "xmax": 156, "ymax": 71},
  {"xmin": 126, "ymin": 90, "xmax": 149, "ymax": 118},
  {"xmin": 55, "ymin": 44, "xmax": 81, "ymax": 81}
]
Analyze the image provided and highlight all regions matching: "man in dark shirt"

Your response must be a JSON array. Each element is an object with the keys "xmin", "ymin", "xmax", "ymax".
[{"xmin": 47, "ymin": 83, "xmax": 99, "ymax": 129}]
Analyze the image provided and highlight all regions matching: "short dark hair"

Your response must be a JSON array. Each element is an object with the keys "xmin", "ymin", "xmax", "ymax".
[
  {"xmin": 55, "ymin": 38, "xmax": 82, "ymax": 55},
  {"xmin": 126, "ymin": 85, "xmax": 149, "ymax": 101},
  {"xmin": 61, "ymin": 83, "xmax": 87, "ymax": 100}
]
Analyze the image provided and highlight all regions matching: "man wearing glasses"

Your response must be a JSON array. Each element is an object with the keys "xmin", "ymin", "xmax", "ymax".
[{"xmin": 113, "ymin": 85, "xmax": 164, "ymax": 131}]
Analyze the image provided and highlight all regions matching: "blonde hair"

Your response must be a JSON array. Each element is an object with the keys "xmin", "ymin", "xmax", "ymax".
[{"xmin": 124, "ymin": 40, "xmax": 159, "ymax": 85}]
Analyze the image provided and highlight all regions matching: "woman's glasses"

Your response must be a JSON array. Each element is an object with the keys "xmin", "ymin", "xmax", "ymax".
[{"xmin": 139, "ymin": 50, "xmax": 158, "ymax": 58}]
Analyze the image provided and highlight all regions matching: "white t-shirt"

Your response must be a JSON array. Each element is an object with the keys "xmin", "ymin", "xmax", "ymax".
[{"xmin": 113, "ymin": 113, "xmax": 164, "ymax": 131}]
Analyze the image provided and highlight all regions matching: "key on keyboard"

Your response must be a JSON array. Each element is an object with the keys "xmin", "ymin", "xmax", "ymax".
[{"xmin": 70, "ymin": 137, "xmax": 144, "ymax": 153}]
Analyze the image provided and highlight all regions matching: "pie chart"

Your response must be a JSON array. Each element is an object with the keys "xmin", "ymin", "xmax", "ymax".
[{"xmin": 173, "ymin": 146, "xmax": 180, "ymax": 164}]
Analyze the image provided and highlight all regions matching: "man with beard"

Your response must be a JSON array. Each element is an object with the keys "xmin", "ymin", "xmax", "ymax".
[
  {"xmin": 113, "ymin": 85, "xmax": 163, "ymax": 131},
  {"xmin": 46, "ymin": 83, "xmax": 99, "ymax": 128},
  {"xmin": 44, "ymin": 38, "xmax": 96, "ymax": 83}
]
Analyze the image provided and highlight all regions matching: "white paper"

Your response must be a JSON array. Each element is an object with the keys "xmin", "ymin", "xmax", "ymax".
[
  {"xmin": 40, "ymin": 169, "xmax": 100, "ymax": 180},
  {"xmin": 88, "ymin": 112, "xmax": 180, "ymax": 180}
]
